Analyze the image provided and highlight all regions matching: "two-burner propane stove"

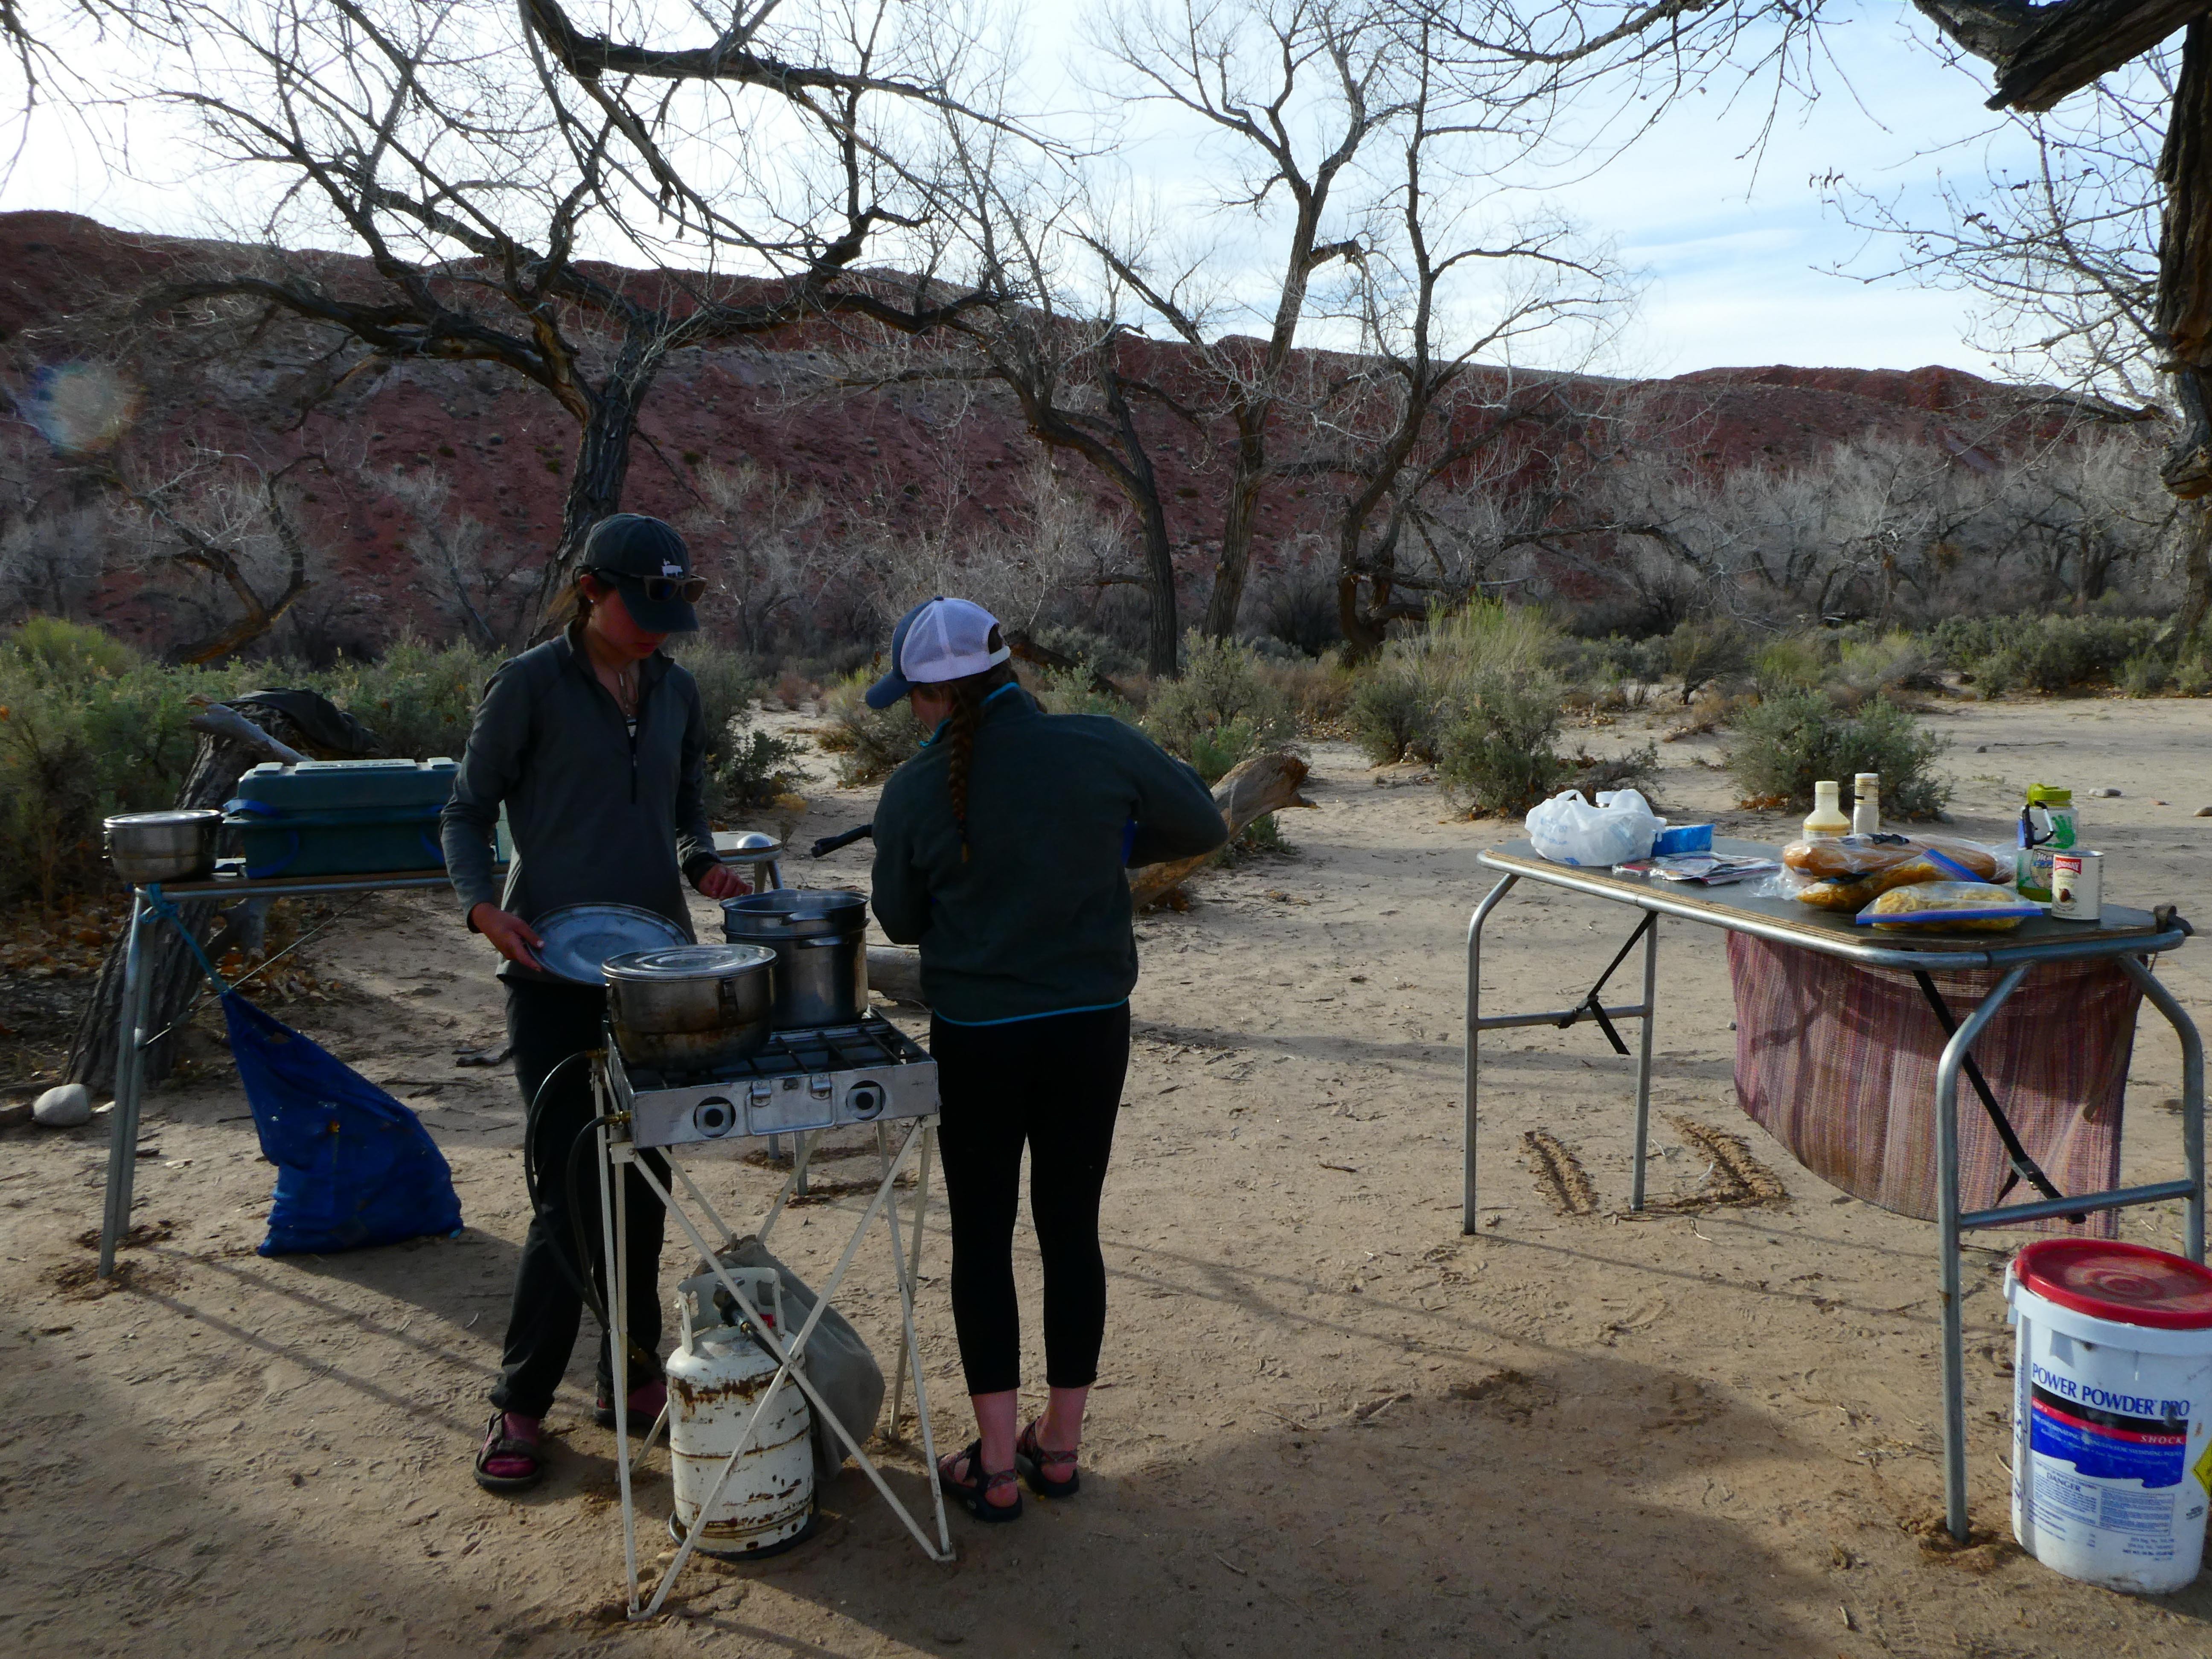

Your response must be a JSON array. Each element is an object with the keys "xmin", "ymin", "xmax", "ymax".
[
  {"xmin": 603, "ymin": 1011, "xmax": 940, "ymax": 1151},
  {"xmin": 590, "ymin": 1008, "xmax": 955, "ymax": 1613}
]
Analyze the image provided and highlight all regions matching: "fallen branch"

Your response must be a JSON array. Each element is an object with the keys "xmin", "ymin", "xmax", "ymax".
[{"xmin": 1128, "ymin": 750, "xmax": 1313, "ymax": 910}]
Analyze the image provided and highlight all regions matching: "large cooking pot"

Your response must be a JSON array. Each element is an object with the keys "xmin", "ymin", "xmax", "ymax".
[
  {"xmin": 603, "ymin": 943, "xmax": 777, "ymax": 1071},
  {"xmin": 721, "ymin": 889, "xmax": 868, "ymax": 1029},
  {"xmin": 104, "ymin": 809, "xmax": 222, "ymax": 885}
]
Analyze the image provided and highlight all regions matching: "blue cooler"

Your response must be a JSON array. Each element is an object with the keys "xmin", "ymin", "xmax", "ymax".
[{"xmin": 225, "ymin": 759, "xmax": 458, "ymax": 879}]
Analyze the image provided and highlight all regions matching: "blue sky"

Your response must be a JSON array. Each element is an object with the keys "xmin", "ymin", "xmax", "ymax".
[{"xmin": 0, "ymin": 3, "xmax": 2061, "ymax": 381}]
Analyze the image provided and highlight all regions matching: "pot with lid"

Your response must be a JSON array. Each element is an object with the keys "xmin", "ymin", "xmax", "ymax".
[
  {"xmin": 603, "ymin": 943, "xmax": 778, "ymax": 1071},
  {"xmin": 721, "ymin": 889, "xmax": 868, "ymax": 1029}
]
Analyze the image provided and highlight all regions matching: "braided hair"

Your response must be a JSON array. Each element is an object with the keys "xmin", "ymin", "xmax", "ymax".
[{"xmin": 937, "ymin": 635, "xmax": 1018, "ymax": 862}]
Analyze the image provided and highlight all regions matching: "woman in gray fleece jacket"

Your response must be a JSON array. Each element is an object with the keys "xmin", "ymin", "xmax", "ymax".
[{"xmin": 440, "ymin": 515, "xmax": 745, "ymax": 1493}]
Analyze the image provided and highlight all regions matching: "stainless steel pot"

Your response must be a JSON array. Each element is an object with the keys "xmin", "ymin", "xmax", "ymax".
[
  {"xmin": 603, "ymin": 943, "xmax": 778, "ymax": 1071},
  {"xmin": 104, "ymin": 809, "xmax": 222, "ymax": 885},
  {"xmin": 721, "ymin": 889, "xmax": 868, "ymax": 1029}
]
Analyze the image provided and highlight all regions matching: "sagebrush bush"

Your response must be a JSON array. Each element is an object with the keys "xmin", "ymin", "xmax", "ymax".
[
  {"xmin": 319, "ymin": 634, "xmax": 495, "ymax": 759},
  {"xmin": 670, "ymin": 640, "xmax": 765, "ymax": 752},
  {"xmin": 1348, "ymin": 666, "xmax": 1435, "ymax": 764},
  {"xmin": 1664, "ymin": 619, "xmax": 1753, "ymax": 702},
  {"xmin": 1141, "ymin": 632, "xmax": 1297, "ymax": 782},
  {"xmin": 1434, "ymin": 673, "xmax": 1566, "ymax": 815},
  {"xmin": 710, "ymin": 712, "xmax": 808, "ymax": 815},
  {"xmin": 1726, "ymin": 692, "xmax": 1950, "ymax": 818},
  {"xmin": 1930, "ymin": 613, "xmax": 2162, "ymax": 694},
  {"xmin": 1030, "ymin": 666, "xmax": 1142, "ymax": 725},
  {"xmin": 817, "ymin": 669, "xmax": 923, "ymax": 785}
]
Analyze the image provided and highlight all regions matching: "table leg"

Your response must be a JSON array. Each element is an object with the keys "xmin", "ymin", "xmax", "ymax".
[
  {"xmin": 2117, "ymin": 955, "xmax": 2206, "ymax": 1263},
  {"xmin": 1934, "ymin": 960, "xmax": 2032, "ymax": 1545},
  {"xmin": 98, "ymin": 889, "xmax": 152, "ymax": 1279},
  {"xmin": 1463, "ymin": 873, "xmax": 1521, "ymax": 1235},
  {"xmin": 597, "ymin": 1083, "xmax": 640, "ymax": 1615},
  {"xmin": 1630, "ymin": 914, "xmax": 1660, "ymax": 1212}
]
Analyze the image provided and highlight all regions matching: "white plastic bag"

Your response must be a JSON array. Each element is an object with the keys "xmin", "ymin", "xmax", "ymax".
[{"xmin": 1525, "ymin": 788, "xmax": 1663, "ymax": 867}]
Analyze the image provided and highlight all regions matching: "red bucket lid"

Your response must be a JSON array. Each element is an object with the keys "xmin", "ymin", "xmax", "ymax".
[{"xmin": 2016, "ymin": 1240, "xmax": 2212, "ymax": 1331}]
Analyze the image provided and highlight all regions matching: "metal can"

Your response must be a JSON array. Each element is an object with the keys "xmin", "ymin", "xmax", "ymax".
[{"xmin": 2049, "ymin": 850, "xmax": 2103, "ymax": 922}]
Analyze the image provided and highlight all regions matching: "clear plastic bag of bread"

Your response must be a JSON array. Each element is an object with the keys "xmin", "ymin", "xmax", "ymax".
[
  {"xmin": 1854, "ymin": 881, "xmax": 2043, "ymax": 932},
  {"xmin": 1780, "ymin": 833, "xmax": 2009, "ymax": 912}
]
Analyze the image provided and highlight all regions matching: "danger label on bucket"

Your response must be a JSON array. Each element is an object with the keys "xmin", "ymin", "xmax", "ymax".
[{"xmin": 2029, "ymin": 1378, "xmax": 2189, "ymax": 1490}]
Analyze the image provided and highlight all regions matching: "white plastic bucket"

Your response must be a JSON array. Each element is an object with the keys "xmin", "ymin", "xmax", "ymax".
[{"xmin": 2005, "ymin": 1240, "xmax": 2212, "ymax": 1594}]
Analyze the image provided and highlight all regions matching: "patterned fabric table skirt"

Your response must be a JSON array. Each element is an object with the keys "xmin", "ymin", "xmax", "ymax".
[{"xmin": 1726, "ymin": 933, "xmax": 2143, "ymax": 1235}]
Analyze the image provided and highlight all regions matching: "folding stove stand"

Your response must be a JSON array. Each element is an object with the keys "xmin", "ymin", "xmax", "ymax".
[
  {"xmin": 1463, "ymin": 838, "xmax": 2204, "ymax": 1545},
  {"xmin": 589, "ymin": 1056, "xmax": 954, "ymax": 1621}
]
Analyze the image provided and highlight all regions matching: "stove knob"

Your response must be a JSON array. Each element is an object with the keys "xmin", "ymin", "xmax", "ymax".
[
  {"xmin": 693, "ymin": 1096, "xmax": 737, "ymax": 1138},
  {"xmin": 846, "ymin": 1080, "xmax": 886, "ymax": 1121}
]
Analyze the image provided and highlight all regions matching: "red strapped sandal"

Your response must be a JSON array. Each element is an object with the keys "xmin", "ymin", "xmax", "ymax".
[{"xmin": 1016, "ymin": 1417, "xmax": 1080, "ymax": 1499}]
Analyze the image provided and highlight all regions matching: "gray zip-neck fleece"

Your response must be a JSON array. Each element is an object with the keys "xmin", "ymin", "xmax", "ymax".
[{"xmin": 441, "ymin": 626, "xmax": 718, "ymax": 981}]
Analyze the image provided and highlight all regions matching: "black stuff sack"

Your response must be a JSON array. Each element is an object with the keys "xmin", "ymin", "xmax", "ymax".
[{"xmin": 223, "ymin": 993, "xmax": 463, "ymax": 1255}]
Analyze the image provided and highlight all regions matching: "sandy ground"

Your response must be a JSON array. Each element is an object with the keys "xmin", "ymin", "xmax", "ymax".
[{"xmin": 4, "ymin": 693, "xmax": 2211, "ymax": 1658}]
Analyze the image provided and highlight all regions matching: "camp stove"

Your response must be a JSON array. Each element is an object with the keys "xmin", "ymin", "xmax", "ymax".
[{"xmin": 605, "ymin": 1013, "xmax": 938, "ymax": 1151}]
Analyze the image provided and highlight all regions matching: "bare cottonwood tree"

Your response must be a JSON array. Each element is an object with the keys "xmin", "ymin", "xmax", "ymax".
[{"xmin": 121, "ymin": 0, "xmax": 1007, "ymax": 623}]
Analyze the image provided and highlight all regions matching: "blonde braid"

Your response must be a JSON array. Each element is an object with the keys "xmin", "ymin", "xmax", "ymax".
[{"xmin": 940, "ymin": 648, "xmax": 1016, "ymax": 862}]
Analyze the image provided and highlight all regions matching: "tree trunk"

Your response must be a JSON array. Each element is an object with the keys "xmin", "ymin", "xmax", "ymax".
[
  {"xmin": 66, "ymin": 705, "xmax": 320, "ymax": 1095},
  {"xmin": 1101, "ymin": 366, "xmax": 1182, "ymax": 676},
  {"xmin": 2161, "ymin": 21, "xmax": 2212, "ymax": 497},
  {"xmin": 2175, "ymin": 494, "xmax": 2212, "ymax": 646},
  {"xmin": 1203, "ymin": 418, "xmax": 1269, "ymax": 640},
  {"xmin": 533, "ymin": 329, "xmax": 671, "ymax": 629}
]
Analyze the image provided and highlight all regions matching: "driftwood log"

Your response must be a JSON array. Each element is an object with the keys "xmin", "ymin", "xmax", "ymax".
[
  {"xmin": 865, "ymin": 749, "xmax": 1314, "ymax": 1007},
  {"xmin": 64, "ymin": 701, "xmax": 323, "ymax": 1095}
]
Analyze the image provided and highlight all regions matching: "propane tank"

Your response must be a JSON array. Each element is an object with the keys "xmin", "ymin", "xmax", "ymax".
[{"xmin": 665, "ymin": 1265, "xmax": 814, "ymax": 1557}]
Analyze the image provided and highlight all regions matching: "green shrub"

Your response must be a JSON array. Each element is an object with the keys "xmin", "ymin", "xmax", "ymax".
[
  {"xmin": 2119, "ymin": 649, "xmax": 2171, "ymax": 698},
  {"xmin": 709, "ymin": 712, "xmax": 808, "ymax": 815},
  {"xmin": 0, "ymin": 621, "xmax": 253, "ymax": 906},
  {"xmin": 320, "ymin": 634, "xmax": 494, "ymax": 758},
  {"xmin": 672, "ymin": 640, "xmax": 765, "ymax": 752},
  {"xmin": 1348, "ymin": 665, "xmax": 1435, "ymax": 764},
  {"xmin": 817, "ymin": 669, "xmax": 923, "ymax": 785},
  {"xmin": 1726, "ymin": 693, "xmax": 1951, "ymax": 818},
  {"xmin": 1929, "ymin": 613, "xmax": 2162, "ymax": 694},
  {"xmin": 1752, "ymin": 634, "xmax": 1831, "ymax": 696},
  {"xmin": 1142, "ymin": 632, "xmax": 1296, "ymax": 780},
  {"xmin": 1664, "ymin": 619, "xmax": 1753, "ymax": 702},
  {"xmin": 1030, "ymin": 666, "xmax": 1142, "ymax": 725},
  {"xmin": 1434, "ymin": 673, "xmax": 1567, "ymax": 815},
  {"xmin": 1399, "ymin": 598, "xmax": 1559, "ymax": 684}
]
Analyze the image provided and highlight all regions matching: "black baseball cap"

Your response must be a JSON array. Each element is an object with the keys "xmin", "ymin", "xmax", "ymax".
[{"xmin": 581, "ymin": 514, "xmax": 701, "ymax": 632}]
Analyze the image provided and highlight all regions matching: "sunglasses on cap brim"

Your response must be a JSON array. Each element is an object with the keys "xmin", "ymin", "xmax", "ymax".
[{"xmin": 590, "ymin": 568, "xmax": 707, "ymax": 604}]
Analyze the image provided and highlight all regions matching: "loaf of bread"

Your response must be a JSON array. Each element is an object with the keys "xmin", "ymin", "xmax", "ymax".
[
  {"xmin": 1783, "ymin": 834, "xmax": 2002, "ymax": 882},
  {"xmin": 1857, "ymin": 881, "xmax": 2035, "ymax": 932}
]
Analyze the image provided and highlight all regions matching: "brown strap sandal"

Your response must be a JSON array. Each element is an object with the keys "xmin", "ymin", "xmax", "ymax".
[
  {"xmin": 474, "ymin": 1412, "xmax": 547, "ymax": 1493},
  {"xmin": 937, "ymin": 1439, "xmax": 1022, "ymax": 1522},
  {"xmin": 1016, "ymin": 1417, "xmax": 1080, "ymax": 1499}
]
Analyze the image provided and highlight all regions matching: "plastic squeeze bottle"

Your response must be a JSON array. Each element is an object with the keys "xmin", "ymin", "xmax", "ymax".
[
  {"xmin": 1852, "ymin": 773, "xmax": 1881, "ymax": 835},
  {"xmin": 1803, "ymin": 780, "xmax": 1850, "ymax": 839}
]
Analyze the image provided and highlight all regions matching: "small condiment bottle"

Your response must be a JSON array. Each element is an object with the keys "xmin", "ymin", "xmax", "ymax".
[
  {"xmin": 1852, "ymin": 773, "xmax": 1881, "ymax": 836},
  {"xmin": 1803, "ymin": 780, "xmax": 1850, "ymax": 839}
]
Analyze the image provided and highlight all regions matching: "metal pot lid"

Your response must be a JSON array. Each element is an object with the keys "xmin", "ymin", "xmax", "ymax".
[
  {"xmin": 533, "ymin": 903, "xmax": 691, "ymax": 985},
  {"xmin": 105, "ymin": 809, "xmax": 223, "ymax": 830},
  {"xmin": 723, "ymin": 831, "xmax": 783, "ymax": 853},
  {"xmin": 722, "ymin": 888, "xmax": 867, "ymax": 928},
  {"xmin": 603, "ymin": 943, "xmax": 777, "ymax": 982}
]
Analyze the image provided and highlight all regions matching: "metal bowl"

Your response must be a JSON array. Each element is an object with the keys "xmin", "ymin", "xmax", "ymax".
[
  {"xmin": 104, "ymin": 809, "xmax": 222, "ymax": 885},
  {"xmin": 603, "ymin": 943, "xmax": 779, "ymax": 1071}
]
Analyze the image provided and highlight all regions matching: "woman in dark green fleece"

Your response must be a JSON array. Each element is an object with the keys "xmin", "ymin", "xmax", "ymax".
[{"xmin": 867, "ymin": 597, "xmax": 1227, "ymax": 1520}]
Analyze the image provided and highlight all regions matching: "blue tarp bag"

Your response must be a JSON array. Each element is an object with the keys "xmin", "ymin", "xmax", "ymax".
[{"xmin": 222, "ymin": 992, "xmax": 463, "ymax": 1255}]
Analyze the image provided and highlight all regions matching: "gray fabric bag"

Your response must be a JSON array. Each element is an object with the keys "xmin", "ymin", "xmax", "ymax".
[{"xmin": 710, "ymin": 1235, "xmax": 887, "ymax": 1484}]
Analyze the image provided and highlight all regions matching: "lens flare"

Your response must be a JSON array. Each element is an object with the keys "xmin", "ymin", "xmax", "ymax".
[{"xmin": 25, "ymin": 362, "xmax": 140, "ymax": 455}]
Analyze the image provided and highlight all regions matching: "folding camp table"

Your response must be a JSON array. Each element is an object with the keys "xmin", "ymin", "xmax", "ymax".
[
  {"xmin": 1461, "ymin": 837, "xmax": 2203, "ymax": 1543},
  {"xmin": 96, "ymin": 865, "xmax": 468, "ymax": 1278}
]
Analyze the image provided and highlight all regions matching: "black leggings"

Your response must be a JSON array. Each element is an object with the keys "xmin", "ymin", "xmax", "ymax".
[
  {"xmin": 490, "ymin": 978, "xmax": 667, "ymax": 1419},
  {"xmin": 930, "ymin": 1004, "xmax": 1129, "ymax": 1396}
]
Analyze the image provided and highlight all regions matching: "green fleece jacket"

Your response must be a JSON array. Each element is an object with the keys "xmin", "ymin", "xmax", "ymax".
[{"xmin": 869, "ymin": 688, "xmax": 1228, "ymax": 1023}]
